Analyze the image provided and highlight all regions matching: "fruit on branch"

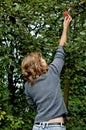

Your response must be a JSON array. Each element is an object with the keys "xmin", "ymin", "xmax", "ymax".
[{"xmin": 63, "ymin": 11, "xmax": 69, "ymax": 19}]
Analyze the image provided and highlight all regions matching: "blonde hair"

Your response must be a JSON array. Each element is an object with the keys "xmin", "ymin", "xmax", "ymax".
[{"xmin": 21, "ymin": 52, "xmax": 48, "ymax": 85}]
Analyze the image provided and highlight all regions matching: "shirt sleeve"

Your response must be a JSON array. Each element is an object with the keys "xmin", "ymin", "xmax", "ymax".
[
  {"xmin": 24, "ymin": 82, "xmax": 37, "ymax": 109},
  {"xmin": 49, "ymin": 45, "xmax": 65, "ymax": 75}
]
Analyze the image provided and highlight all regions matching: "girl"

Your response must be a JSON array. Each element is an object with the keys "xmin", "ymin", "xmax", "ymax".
[{"xmin": 21, "ymin": 15, "xmax": 72, "ymax": 130}]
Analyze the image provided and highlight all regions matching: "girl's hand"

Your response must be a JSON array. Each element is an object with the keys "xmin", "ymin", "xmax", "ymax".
[
  {"xmin": 63, "ymin": 15, "xmax": 72, "ymax": 30},
  {"xmin": 58, "ymin": 15, "xmax": 72, "ymax": 46}
]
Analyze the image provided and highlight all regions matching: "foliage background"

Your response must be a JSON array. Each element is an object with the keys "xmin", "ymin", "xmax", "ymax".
[{"xmin": 0, "ymin": 0, "xmax": 86, "ymax": 129}]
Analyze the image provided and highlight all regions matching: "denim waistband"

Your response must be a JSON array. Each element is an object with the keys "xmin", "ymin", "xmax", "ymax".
[
  {"xmin": 35, "ymin": 122, "xmax": 65, "ymax": 128},
  {"xmin": 36, "ymin": 122, "xmax": 65, "ymax": 125}
]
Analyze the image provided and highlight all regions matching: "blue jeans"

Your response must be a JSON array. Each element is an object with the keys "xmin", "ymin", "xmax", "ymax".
[{"xmin": 32, "ymin": 123, "xmax": 66, "ymax": 130}]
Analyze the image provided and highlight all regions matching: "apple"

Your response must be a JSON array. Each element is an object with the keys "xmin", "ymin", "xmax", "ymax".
[{"xmin": 63, "ymin": 11, "xmax": 69, "ymax": 19}]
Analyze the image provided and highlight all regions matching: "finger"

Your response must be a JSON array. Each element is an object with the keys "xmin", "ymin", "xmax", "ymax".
[
  {"xmin": 64, "ymin": 16, "xmax": 67, "ymax": 21},
  {"xmin": 70, "ymin": 16, "xmax": 72, "ymax": 21},
  {"xmin": 68, "ymin": 15, "xmax": 72, "ymax": 21}
]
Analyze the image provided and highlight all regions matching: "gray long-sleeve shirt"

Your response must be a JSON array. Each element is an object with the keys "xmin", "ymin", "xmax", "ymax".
[{"xmin": 25, "ymin": 45, "xmax": 68, "ymax": 123}]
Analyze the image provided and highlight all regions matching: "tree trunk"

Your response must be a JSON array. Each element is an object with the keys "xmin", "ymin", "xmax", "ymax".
[
  {"xmin": 64, "ymin": 76, "xmax": 70, "ymax": 128},
  {"xmin": 64, "ymin": 78, "xmax": 70, "ymax": 109},
  {"xmin": 8, "ymin": 65, "xmax": 15, "ymax": 109}
]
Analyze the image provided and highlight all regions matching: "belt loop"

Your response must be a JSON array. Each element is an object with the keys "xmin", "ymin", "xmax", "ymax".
[
  {"xmin": 39, "ymin": 122, "xmax": 42, "ymax": 128},
  {"xmin": 61, "ymin": 122, "xmax": 62, "ymax": 127},
  {"xmin": 39, "ymin": 122, "xmax": 46, "ymax": 129},
  {"xmin": 39, "ymin": 122, "xmax": 41, "ymax": 128},
  {"xmin": 46, "ymin": 122, "xmax": 48, "ymax": 128},
  {"xmin": 42, "ymin": 122, "xmax": 45, "ymax": 129}
]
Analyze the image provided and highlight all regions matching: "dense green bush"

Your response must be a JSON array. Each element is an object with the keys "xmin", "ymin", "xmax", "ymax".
[{"xmin": 0, "ymin": 0, "xmax": 86, "ymax": 129}]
